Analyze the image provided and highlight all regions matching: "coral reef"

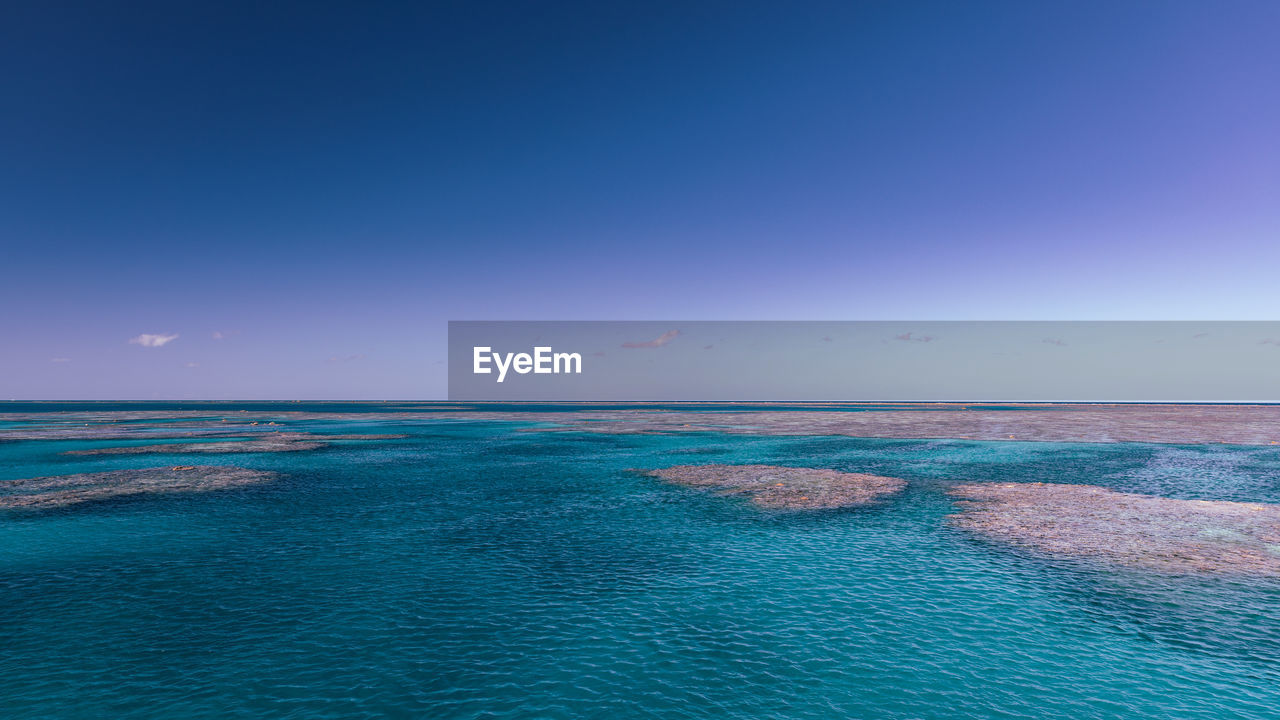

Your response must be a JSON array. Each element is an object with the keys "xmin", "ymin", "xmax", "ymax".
[
  {"xmin": 62, "ymin": 433, "xmax": 406, "ymax": 455},
  {"xmin": 644, "ymin": 464, "xmax": 906, "ymax": 510},
  {"xmin": 0, "ymin": 466, "xmax": 276, "ymax": 510},
  {"xmin": 949, "ymin": 482, "xmax": 1280, "ymax": 575}
]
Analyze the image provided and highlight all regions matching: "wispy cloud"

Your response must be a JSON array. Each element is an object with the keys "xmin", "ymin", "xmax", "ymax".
[
  {"xmin": 1042, "ymin": 338, "xmax": 1067, "ymax": 347},
  {"xmin": 327, "ymin": 353, "xmax": 367, "ymax": 363},
  {"xmin": 1261, "ymin": 339, "xmax": 1280, "ymax": 346},
  {"xmin": 212, "ymin": 330, "xmax": 240, "ymax": 340},
  {"xmin": 184, "ymin": 361, "xmax": 200, "ymax": 368},
  {"xmin": 821, "ymin": 336, "xmax": 833, "ymax": 343},
  {"xmin": 1193, "ymin": 332, "xmax": 1209, "ymax": 339},
  {"xmin": 894, "ymin": 332, "xmax": 935, "ymax": 343},
  {"xmin": 622, "ymin": 330, "xmax": 680, "ymax": 348},
  {"xmin": 50, "ymin": 357, "xmax": 71, "ymax": 363},
  {"xmin": 129, "ymin": 333, "xmax": 179, "ymax": 348}
]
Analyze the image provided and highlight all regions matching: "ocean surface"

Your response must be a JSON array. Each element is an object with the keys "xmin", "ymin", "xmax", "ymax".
[{"xmin": 3, "ymin": 404, "xmax": 1280, "ymax": 719}]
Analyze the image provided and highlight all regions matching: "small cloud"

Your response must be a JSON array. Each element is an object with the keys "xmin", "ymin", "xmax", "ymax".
[
  {"xmin": 212, "ymin": 330, "xmax": 240, "ymax": 340},
  {"xmin": 1193, "ymin": 332, "xmax": 1208, "ymax": 339},
  {"xmin": 622, "ymin": 330, "xmax": 680, "ymax": 349},
  {"xmin": 894, "ymin": 332, "xmax": 934, "ymax": 343},
  {"xmin": 327, "ymin": 353, "xmax": 367, "ymax": 363},
  {"xmin": 50, "ymin": 357, "xmax": 71, "ymax": 363},
  {"xmin": 821, "ymin": 336, "xmax": 833, "ymax": 343},
  {"xmin": 1042, "ymin": 338, "xmax": 1067, "ymax": 347},
  {"xmin": 703, "ymin": 344, "xmax": 714, "ymax": 350},
  {"xmin": 184, "ymin": 362, "xmax": 200, "ymax": 368},
  {"xmin": 1261, "ymin": 339, "xmax": 1280, "ymax": 346},
  {"xmin": 130, "ymin": 333, "xmax": 179, "ymax": 348}
]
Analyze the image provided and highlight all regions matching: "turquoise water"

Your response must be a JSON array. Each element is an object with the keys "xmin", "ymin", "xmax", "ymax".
[{"xmin": 3, "ymin": 411, "xmax": 1280, "ymax": 718}]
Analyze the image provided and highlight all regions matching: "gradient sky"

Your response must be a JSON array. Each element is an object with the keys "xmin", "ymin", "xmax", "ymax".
[{"xmin": 2, "ymin": 1, "xmax": 1277, "ymax": 399}]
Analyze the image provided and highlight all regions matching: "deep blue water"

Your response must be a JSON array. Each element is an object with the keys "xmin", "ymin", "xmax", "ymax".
[{"xmin": 3, "ymin": 409, "xmax": 1280, "ymax": 718}]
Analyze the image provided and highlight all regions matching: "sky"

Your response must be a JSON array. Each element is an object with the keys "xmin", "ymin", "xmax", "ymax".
[{"xmin": 1, "ymin": 1, "xmax": 1277, "ymax": 399}]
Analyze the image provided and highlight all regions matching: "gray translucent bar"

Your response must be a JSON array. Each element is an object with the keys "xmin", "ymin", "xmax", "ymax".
[{"xmin": 448, "ymin": 321, "xmax": 1280, "ymax": 402}]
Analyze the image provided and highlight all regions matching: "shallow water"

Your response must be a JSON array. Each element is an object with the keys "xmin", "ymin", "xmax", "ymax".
[{"xmin": 2, "ymin": 409, "xmax": 1280, "ymax": 719}]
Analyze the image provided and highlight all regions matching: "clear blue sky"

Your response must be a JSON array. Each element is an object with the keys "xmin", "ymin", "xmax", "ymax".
[{"xmin": 2, "ymin": 1, "xmax": 1277, "ymax": 399}]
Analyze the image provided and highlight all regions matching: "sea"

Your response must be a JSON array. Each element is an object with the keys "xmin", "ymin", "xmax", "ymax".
[{"xmin": 2, "ymin": 402, "xmax": 1279, "ymax": 719}]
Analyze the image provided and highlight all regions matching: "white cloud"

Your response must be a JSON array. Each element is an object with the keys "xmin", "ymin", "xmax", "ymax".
[
  {"xmin": 130, "ymin": 333, "xmax": 179, "ymax": 348},
  {"xmin": 621, "ymin": 330, "xmax": 681, "ymax": 349},
  {"xmin": 184, "ymin": 362, "xmax": 199, "ymax": 368}
]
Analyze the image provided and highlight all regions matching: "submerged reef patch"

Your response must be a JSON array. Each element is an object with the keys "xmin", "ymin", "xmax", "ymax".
[
  {"xmin": 505, "ymin": 404, "xmax": 1280, "ymax": 445},
  {"xmin": 63, "ymin": 433, "xmax": 407, "ymax": 455},
  {"xmin": 643, "ymin": 464, "xmax": 907, "ymax": 510},
  {"xmin": 949, "ymin": 482, "xmax": 1280, "ymax": 575},
  {"xmin": 0, "ymin": 466, "xmax": 276, "ymax": 510}
]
